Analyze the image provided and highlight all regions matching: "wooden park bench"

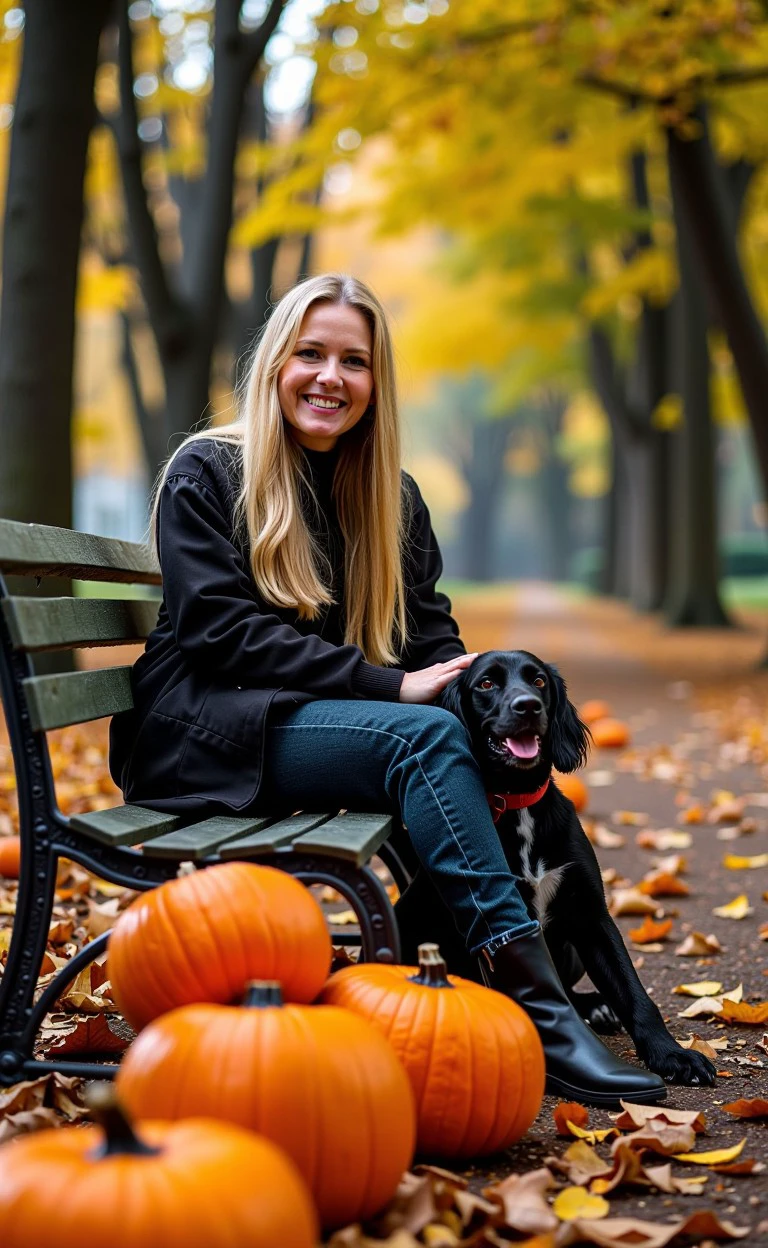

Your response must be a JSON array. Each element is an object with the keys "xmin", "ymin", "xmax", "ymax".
[{"xmin": 0, "ymin": 517, "xmax": 410, "ymax": 1087}]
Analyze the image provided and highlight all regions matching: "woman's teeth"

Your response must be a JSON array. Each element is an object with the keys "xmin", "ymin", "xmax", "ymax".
[{"xmin": 304, "ymin": 396, "xmax": 343, "ymax": 410}]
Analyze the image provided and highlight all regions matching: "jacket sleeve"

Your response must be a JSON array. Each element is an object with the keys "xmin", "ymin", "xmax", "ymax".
[
  {"xmin": 401, "ymin": 475, "xmax": 466, "ymax": 670},
  {"xmin": 157, "ymin": 467, "xmax": 404, "ymax": 700}
]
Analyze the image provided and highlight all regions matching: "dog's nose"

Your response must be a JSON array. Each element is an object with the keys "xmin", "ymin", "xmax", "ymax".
[{"xmin": 511, "ymin": 694, "xmax": 543, "ymax": 715}]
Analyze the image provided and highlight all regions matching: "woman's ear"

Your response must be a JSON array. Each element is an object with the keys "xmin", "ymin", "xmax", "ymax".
[
  {"xmin": 547, "ymin": 664, "xmax": 590, "ymax": 773},
  {"xmin": 437, "ymin": 671, "xmax": 469, "ymax": 732}
]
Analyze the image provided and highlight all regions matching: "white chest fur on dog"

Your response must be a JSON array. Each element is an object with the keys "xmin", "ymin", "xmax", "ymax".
[{"xmin": 515, "ymin": 808, "xmax": 568, "ymax": 929}]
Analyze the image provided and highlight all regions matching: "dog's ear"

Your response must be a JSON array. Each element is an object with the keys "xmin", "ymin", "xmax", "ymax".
[
  {"xmin": 437, "ymin": 670, "xmax": 469, "ymax": 732},
  {"xmin": 547, "ymin": 664, "xmax": 590, "ymax": 773}
]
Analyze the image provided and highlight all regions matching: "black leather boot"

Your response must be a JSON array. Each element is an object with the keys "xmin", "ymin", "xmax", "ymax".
[{"xmin": 483, "ymin": 931, "xmax": 667, "ymax": 1108}]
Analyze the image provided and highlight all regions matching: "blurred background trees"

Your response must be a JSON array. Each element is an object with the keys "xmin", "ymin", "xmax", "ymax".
[{"xmin": 1, "ymin": 0, "xmax": 768, "ymax": 629}]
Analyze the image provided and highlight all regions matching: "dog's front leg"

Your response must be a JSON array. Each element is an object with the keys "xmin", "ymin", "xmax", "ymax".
[{"xmin": 573, "ymin": 914, "xmax": 716, "ymax": 1086}]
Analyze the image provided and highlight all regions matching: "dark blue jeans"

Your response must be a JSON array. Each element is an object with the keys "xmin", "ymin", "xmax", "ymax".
[{"xmin": 261, "ymin": 699, "xmax": 539, "ymax": 956}]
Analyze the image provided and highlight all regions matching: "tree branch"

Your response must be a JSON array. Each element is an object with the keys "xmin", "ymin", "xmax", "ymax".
[{"xmin": 588, "ymin": 324, "xmax": 647, "ymax": 440}]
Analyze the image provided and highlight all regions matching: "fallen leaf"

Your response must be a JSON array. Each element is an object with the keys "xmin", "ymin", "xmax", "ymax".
[
  {"xmin": 619, "ymin": 1123, "xmax": 697, "ymax": 1156},
  {"xmin": 673, "ymin": 981, "xmax": 723, "ymax": 997},
  {"xmin": 638, "ymin": 872, "xmax": 690, "ymax": 897},
  {"xmin": 676, "ymin": 996, "xmax": 724, "ymax": 1018},
  {"xmin": 711, "ymin": 1159, "xmax": 764, "ymax": 1175},
  {"xmin": 636, "ymin": 828, "xmax": 692, "ymax": 851},
  {"xmin": 0, "ymin": 1106, "xmax": 60, "ymax": 1143},
  {"xmin": 722, "ymin": 852, "xmax": 768, "ymax": 870},
  {"xmin": 673, "ymin": 1138, "xmax": 746, "ymax": 1165},
  {"xmin": 628, "ymin": 917, "xmax": 674, "ymax": 944},
  {"xmin": 592, "ymin": 824, "xmax": 626, "ymax": 849},
  {"xmin": 609, "ymin": 888, "xmax": 659, "ymax": 917},
  {"xmin": 680, "ymin": 804, "xmax": 705, "ymax": 824},
  {"xmin": 547, "ymin": 1140, "xmax": 611, "ymax": 1186},
  {"xmin": 612, "ymin": 810, "xmax": 648, "ymax": 826},
  {"xmin": 483, "ymin": 1169, "xmax": 558, "ymax": 1236},
  {"xmin": 679, "ymin": 1035, "xmax": 725, "ymax": 1060},
  {"xmin": 759, "ymin": 922, "xmax": 768, "ymax": 941},
  {"xmin": 712, "ymin": 894, "xmax": 753, "ymax": 919},
  {"xmin": 650, "ymin": 854, "xmax": 687, "ymax": 876},
  {"xmin": 45, "ymin": 1014, "xmax": 131, "ymax": 1056},
  {"xmin": 721, "ymin": 1097, "xmax": 768, "ymax": 1118},
  {"xmin": 566, "ymin": 1121, "xmax": 619, "ymax": 1144},
  {"xmin": 328, "ymin": 909, "xmax": 358, "ymax": 926},
  {"xmin": 552, "ymin": 1186, "xmax": 609, "ymax": 1221},
  {"xmin": 719, "ymin": 999, "xmax": 768, "ymax": 1025},
  {"xmin": 567, "ymin": 1211, "xmax": 748, "ymax": 1246},
  {"xmin": 614, "ymin": 1101, "xmax": 707, "ymax": 1133},
  {"xmin": 675, "ymin": 931, "xmax": 722, "ymax": 956},
  {"xmin": 553, "ymin": 1102, "xmax": 589, "ymax": 1136}
]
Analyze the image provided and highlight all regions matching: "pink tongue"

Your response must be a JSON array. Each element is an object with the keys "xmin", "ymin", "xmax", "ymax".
[{"xmin": 504, "ymin": 733, "xmax": 539, "ymax": 759}]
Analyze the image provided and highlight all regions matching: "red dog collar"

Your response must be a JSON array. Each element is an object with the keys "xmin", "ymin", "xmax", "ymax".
[{"xmin": 487, "ymin": 778, "xmax": 550, "ymax": 824}]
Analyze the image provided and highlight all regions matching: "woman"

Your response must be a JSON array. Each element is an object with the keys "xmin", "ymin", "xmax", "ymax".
[{"xmin": 110, "ymin": 273, "xmax": 665, "ymax": 1106}]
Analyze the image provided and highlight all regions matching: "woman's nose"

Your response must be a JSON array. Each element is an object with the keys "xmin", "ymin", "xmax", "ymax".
[{"xmin": 316, "ymin": 357, "xmax": 342, "ymax": 386}]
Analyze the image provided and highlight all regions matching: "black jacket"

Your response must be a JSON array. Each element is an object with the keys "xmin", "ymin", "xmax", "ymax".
[{"xmin": 109, "ymin": 438, "xmax": 465, "ymax": 815}]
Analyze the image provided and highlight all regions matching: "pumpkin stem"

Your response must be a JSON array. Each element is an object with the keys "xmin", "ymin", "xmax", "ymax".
[
  {"xmin": 408, "ymin": 943, "xmax": 453, "ymax": 988},
  {"xmin": 243, "ymin": 980, "xmax": 284, "ymax": 1008},
  {"xmin": 86, "ymin": 1083, "xmax": 161, "ymax": 1159}
]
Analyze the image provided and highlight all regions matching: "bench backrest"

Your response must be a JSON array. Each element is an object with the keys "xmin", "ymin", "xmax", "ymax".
[{"xmin": 0, "ymin": 518, "xmax": 159, "ymax": 731}]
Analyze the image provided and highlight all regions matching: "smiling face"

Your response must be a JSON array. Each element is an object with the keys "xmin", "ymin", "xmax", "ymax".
[{"xmin": 277, "ymin": 301, "xmax": 375, "ymax": 452}]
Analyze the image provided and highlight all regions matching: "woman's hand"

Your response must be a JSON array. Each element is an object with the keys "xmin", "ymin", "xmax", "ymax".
[{"xmin": 399, "ymin": 653, "xmax": 478, "ymax": 705}]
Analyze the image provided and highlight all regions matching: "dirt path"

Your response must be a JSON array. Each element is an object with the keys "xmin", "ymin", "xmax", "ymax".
[{"xmin": 445, "ymin": 584, "xmax": 768, "ymax": 1240}]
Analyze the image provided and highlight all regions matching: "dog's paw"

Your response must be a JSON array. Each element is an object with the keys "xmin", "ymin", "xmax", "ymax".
[
  {"xmin": 570, "ymin": 991, "xmax": 623, "ymax": 1034},
  {"xmin": 646, "ymin": 1045, "xmax": 717, "ymax": 1087}
]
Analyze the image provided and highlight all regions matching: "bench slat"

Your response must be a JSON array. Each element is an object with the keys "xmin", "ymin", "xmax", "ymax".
[
  {"xmin": 23, "ymin": 667, "xmax": 134, "ymax": 731},
  {"xmin": 0, "ymin": 518, "xmax": 160, "ymax": 583},
  {"xmin": 142, "ymin": 815, "xmax": 277, "ymax": 860},
  {"xmin": 293, "ymin": 812, "xmax": 392, "ymax": 867},
  {"xmin": 217, "ymin": 812, "xmax": 335, "ymax": 858},
  {"xmin": 3, "ymin": 597, "xmax": 160, "ymax": 652},
  {"xmin": 69, "ymin": 805, "xmax": 181, "ymax": 847}
]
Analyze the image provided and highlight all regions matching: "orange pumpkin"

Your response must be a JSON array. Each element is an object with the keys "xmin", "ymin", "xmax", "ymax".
[
  {"xmin": 590, "ymin": 717, "xmax": 631, "ymax": 749},
  {"xmin": 0, "ymin": 1085, "xmax": 317, "ymax": 1248},
  {"xmin": 553, "ymin": 773, "xmax": 589, "ymax": 812},
  {"xmin": 319, "ymin": 944, "xmax": 545, "ymax": 1158},
  {"xmin": 117, "ymin": 981, "xmax": 416, "ymax": 1229},
  {"xmin": 108, "ymin": 862, "xmax": 331, "ymax": 1030},
  {"xmin": 579, "ymin": 700, "xmax": 612, "ymax": 725},
  {"xmin": 0, "ymin": 835, "xmax": 21, "ymax": 879}
]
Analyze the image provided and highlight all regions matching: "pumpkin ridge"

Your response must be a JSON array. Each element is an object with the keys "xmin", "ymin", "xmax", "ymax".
[
  {"xmin": 499, "ymin": 1008, "xmax": 526, "ymax": 1151},
  {"xmin": 455, "ymin": 986, "xmax": 482, "ymax": 1156},
  {"xmin": 475, "ymin": 995, "xmax": 504, "ymax": 1156},
  {"xmin": 410, "ymin": 980, "xmax": 439, "ymax": 1125},
  {"xmin": 114, "ymin": 911, "xmax": 168, "ymax": 1028},
  {"xmin": 342, "ymin": 1017, "xmax": 379, "ymax": 1220},
  {"xmin": 291, "ymin": 1004, "xmax": 322, "ymax": 1191},
  {"xmin": 195, "ymin": 870, "xmax": 250, "ymax": 1002},
  {"xmin": 155, "ymin": 886, "xmax": 215, "ymax": 1004}
]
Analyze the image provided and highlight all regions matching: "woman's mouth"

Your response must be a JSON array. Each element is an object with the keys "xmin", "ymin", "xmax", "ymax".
[{"xmin": 302, "ymin": 394, "xmax": 346, "ymax": 413}]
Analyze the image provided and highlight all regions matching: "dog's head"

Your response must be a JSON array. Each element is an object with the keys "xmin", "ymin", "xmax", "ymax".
[{"xmin": 438, "ymin": 649, "xmax": 590, "ymax": 788}]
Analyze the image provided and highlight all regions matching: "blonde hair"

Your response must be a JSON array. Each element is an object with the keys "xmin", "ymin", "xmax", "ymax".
[{"xmin": 151, "ymin": 274, "xmax": 408, "ymax": 666}]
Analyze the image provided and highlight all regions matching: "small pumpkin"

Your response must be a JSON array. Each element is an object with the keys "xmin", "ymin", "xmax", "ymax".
[
  {"xmin": 0, "ymin": 835, "xmax": 21, "ymax": 879},
  {"xmin": 108, "ymin": 861, "xmax": 332, "ymax": 1031},
  {"xmin": 579, "ymin": 700, "xmax": 612, "ymax": 725},
  {"xmin": 117, "ymin": 981, "xmax": 416, "ymax": 1229},
  {"xmin": 590, "ymin": 717, "xmax": 631, "ymax": 749},
  {"xmin": 319, "ymin": 943, "xmax": 545, "ymax": 1158},
  {"xmin": 553, "ymin": 772, "xmax": 589, "ymax": 812},
  {"xmin": 0, "ymin": 1084, "xmax": 317, "ymax": 1248}
]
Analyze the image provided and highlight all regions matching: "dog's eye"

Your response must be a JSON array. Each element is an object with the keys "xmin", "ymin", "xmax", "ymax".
[
  {"xmin": 478, "ymin": 678, "xmax": 495, "ymax": 690},
  {"xmin": 533, "ymin": 677, "xmax": 546, "ymax": 689}
]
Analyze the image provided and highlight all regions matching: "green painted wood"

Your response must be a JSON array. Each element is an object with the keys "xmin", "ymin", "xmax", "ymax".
[
  {"xmin": 141, "ymin": 815, "xmax": 278, "ymax": 860},
  {"xmin": 293, "ymin": 812, "xmax": 392, "ymax": 867},
  {"xmin": 69, "ymin": 805, "xmax": 181, "ymax": 847},
  {"xmin": 218, "ymin": 812, "xmax": 335, "ymax": 859},
  {"xmin": 23, "ymin": 667, "xmax": 134, "ymax": 731},
  {"xmin": 0, "ymin": 518, "xmax": 160, "ymax": 583},
  {"xmin": 3, "ymin": 597, "xmax": 159, "ymax": 652}
]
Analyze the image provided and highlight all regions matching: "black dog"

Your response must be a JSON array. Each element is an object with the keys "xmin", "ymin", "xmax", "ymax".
[{"xmin": 394, "ymin": 649, "xmax": 716, "ymax": 1087}]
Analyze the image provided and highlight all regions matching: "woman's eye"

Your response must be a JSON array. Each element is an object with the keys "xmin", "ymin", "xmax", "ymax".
[
  {"xmin": 479, "ymin": 679, "xmax": 495, "ymax": 690},
  {"xmin": 297, "ymin": 348, "xmax": 319, "ymax": 359},
  {"xmin": 533, "ymin": 677, "xmax": 546, "ymax": 689},
  {"xmin": 345, "ymin": 356, "xmax": 367, "ymax": 368}
]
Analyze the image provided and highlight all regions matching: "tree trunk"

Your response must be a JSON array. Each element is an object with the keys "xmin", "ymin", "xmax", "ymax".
[
  {"xmin": 666, "ymin": 112, "xmax": 768, "ymax": 500},
  {"xmin": 664, "ymin": 193, "xmax": 732, "ymax": 628},
  {"xmin": 0, "ymin": 0, "xmax": 111, "ymax": 527},
  {"xmin": 460, "ymin": 416, "xmax": 514, "ymax": 582}
]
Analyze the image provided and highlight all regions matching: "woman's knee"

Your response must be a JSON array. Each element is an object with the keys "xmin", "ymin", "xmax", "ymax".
[{"xmin": 396, "ymin": 703, "xmax": 473, "ymax": 759}]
